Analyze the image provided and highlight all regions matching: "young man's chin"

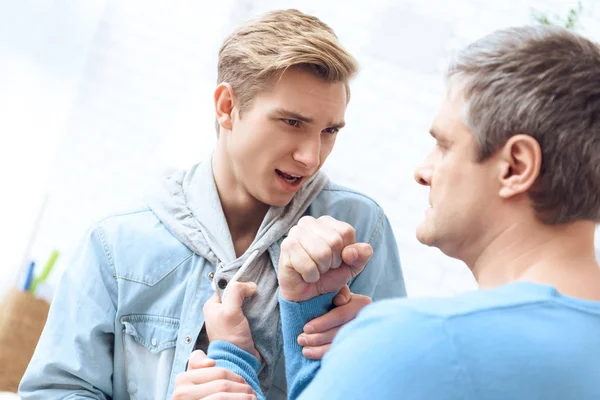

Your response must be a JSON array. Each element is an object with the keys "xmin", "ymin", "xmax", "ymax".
[{"xmin": 256, "ymin": 189, "xmax": 295, "ymax": 208}]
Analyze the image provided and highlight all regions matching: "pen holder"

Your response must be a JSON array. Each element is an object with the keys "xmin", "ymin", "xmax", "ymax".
[{"xmin": 0, "ymin": 288, "xmax": 50, "ymax": 392}]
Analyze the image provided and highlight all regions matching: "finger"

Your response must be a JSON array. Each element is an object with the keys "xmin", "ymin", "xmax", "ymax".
[
  {"xmin": 317, "ymin": 216, "xmax": 356, "ymax": 249},
  {"xmin": 294, "ymin": 224, "xmax": 337, "ymax": 274},
  {"xmin": 302, "ymin": 343, "xmax": 331, "ymax": 360},
  {"xmin": 188, "ymin": 350, "xmax": 216, "ymax": 370},
  {"xmin": 333, "ymin": 284, "xmax": 351, "ymax": 307},
  {"xmin": 185, "ymin": 379, "xmax": 256, "ymax": 398},
  {"xmin": 222, "ymin": 281, "xmax": 257, "ymax": 310},
  {"xmin": 303, "ymin": 293, "xmax": 371, "ymax": 334},
  {"xmin": 341, "ymin": 243, "xmax": 373, "ymax": 275},
  {"xmin": 205, "ymin": 292, "xmax": 222, "ymax": 305},
  {"xmin": 202, "ymin": 293, "xmax": 222, "ymax": 326},
  {"xmin": 287, "ymin": 237, "xmax": 320, "ymax": 283},
  {"xmin": 297, "ymin": 216, "xmax": 344, "ymax": 271},
  {"xmin": 185, "ymin": 367, "xmax": 247, "ymax": 385},
  {"xmin": 298, "ymin": 326, "xmax": 339, "ymax": 347}
]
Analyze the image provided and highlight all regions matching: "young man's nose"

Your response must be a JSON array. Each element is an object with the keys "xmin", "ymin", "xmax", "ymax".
[{"xmin": 293, "ymin": 137, "xmax": 321, "ymax": 171}]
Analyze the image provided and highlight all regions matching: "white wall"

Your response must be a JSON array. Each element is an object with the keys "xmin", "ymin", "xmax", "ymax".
[{"xmin": 1, "ymin": 0, "xmax": 598, "ymax": 299}]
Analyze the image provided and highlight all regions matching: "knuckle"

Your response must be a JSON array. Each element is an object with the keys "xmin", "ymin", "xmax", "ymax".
[
  {"xmin": 280, "ymin": 237, "xmax": 294, "ymax": 252},
  {"xmin": 222, "ymin": 308, "xmax": 238, "ymax": 321},
  {"xmin": 218, "ymin": 379, "xmax": 233, "ymax": 392},
  {"xmin": 307, "ymin": 333, "xmax": 322, "ymax": 346},
  {"xmin": 327, "ymin": 234, "xmax": 344, "ymax": 252},
  {"xmin": 298, "ymin": 215, "xmax": 315, "ymax": 226},
  {"xmin": 288, "ymin": 225, "xmax": 301, "ymax": 238},
  {"xmin": 233, "ymin": 372, "xmax": 246, "ymax": 384},
  {"xmin": 217, "ymin": 368, "xmax": 229, "ymax": 380},
  {"xmin": 318, "ymin": 215, "xmax": 334, "ymax": 223},
  {"xmin": 314, "ymin": 247, "xmax": 332, "ymax": 263},
  {"xmin": 342, "ymin": 223, "xmax": 356, "ymax": 238}
]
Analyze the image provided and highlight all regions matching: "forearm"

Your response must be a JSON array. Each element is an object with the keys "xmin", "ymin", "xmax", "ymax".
[
  {"xmin": 278, "ymin": 292, "xmax": 336, "ymax": 400},
  {"xmin": 207, "ymin": 341, "xmax": 266, "ymax": 400}
]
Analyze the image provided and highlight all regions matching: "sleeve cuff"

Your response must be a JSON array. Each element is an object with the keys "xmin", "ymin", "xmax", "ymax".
[{"xmin": 208, "ymin": 340, "xmax": 262, "ymax": 374}]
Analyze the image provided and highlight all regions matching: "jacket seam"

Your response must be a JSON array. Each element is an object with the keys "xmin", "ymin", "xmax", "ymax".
[
  {"xmin": 114, "ymin": 253, "xmax": 194, "ymax": 286},
  {"xmin": 95, "ymin": 224, "xmax": 118, "ymax": 279}
]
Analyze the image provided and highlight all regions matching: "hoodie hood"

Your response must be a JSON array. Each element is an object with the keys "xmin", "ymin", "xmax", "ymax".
[{"xmin": 144, "ymin": 158, "xmax": 328, "ymax": 270}]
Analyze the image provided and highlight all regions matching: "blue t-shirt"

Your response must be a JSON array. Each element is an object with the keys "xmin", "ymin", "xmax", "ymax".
[{"xmin": 210, "ymin": 281, "xmax": 600, "ymax": 399}]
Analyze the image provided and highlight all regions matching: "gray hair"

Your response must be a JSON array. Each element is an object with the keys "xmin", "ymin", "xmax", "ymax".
[{"xmin": 447, "ymin": 25, "xmax": 600, "ymax": 224}]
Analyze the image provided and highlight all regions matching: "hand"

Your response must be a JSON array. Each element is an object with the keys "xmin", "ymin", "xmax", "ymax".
[
  {"xmin": 278, "ymin": 216, "xmax": 373, "ymax": 302},
  {"xmin": 203, "ymin": 281, "xmax": 262, "ymax": 361},
  {"xmin": 298, "ymin": 285, "xmax": 372, "ymax": 359},
  {"xmin": 172, "ymin": 350, "xmax": 257, "ymax": 399}
]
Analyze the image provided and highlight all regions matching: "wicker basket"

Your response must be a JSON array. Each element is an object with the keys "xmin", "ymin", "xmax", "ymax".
[{"xmin": 0, "ymin": 288, "xmax": 50, "ymax": 392}]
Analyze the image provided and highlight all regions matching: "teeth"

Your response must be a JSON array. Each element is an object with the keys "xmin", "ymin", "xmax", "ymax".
[{"xmin": 277, "ymin": 170, "xmax": 301, "ymax": 180}]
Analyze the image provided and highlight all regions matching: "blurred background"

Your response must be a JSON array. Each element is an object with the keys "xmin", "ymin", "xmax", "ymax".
[{"xmin": 1, "ymin": 0, "xmax": 599, "ymax": 301}]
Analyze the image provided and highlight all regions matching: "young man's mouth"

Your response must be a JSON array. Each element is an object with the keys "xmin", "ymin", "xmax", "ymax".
[{"xmin": 276, "ymin": 169, "xmax": 304, "ymax": 187}]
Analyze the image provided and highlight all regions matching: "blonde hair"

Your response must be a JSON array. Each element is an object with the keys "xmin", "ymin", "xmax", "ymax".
[{"xmin": 217, "ymin": 9, "xmax": 358, "ymax": 125}]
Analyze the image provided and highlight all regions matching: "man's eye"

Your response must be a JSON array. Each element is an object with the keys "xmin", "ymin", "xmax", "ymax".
[
  {"xmin": 283, "ymin": 119, "xmax": 299, "ymax": 127},
  {"xmin": 322, "ymin": 127, "xmax": 339, "ymax": 134}
]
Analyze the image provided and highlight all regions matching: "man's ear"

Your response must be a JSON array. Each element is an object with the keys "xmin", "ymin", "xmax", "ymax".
[
  {"xmin": 214, "ymin": 83, "xmax": 236, "ymax": 131},
  {"xmin": 497, "ymin": 134, "xmax": 542, "ymax": 199}
]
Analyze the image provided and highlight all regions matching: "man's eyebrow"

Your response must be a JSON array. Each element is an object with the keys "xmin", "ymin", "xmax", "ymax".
[
  {"xmin": 273, "ymin": 108, "xmax": 314, "ymax": 123},
  {"xmin": 329, "ymin": 120, "xmax": 346, "ymax": 129},
  {"xmin": 272, "ymin": 108, "xmax": 345, "ymax": 128}
]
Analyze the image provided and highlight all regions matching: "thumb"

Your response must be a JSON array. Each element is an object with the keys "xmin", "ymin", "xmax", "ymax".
[
  {"xmin": 222, "ymin": 281, "xmax": 258, "ymax": 309},
  {"xmin": 341, "ymin": 243, "xmax": 372, "ymax": 275},
  {"xmin": 333, "ymin": 284, "xmax": 351, "ymax": 307},
  {"xmin": 187, "ymin": 350, "xmax": 215, "ymax": 370}
]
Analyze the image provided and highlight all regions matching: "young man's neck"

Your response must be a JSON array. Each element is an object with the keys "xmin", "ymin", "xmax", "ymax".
[
  {"xmin": 469, "ymin": 217, "xmax": 600, "ymax": 300},
  {"xmin": 212, "ymin": 153, "xmax": 269, "ymax": 257}
]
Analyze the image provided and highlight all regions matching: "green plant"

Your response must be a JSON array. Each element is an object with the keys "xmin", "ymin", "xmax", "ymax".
[{"xmin": 533, "ymin": 0, "xmax": 584, "ymax": 29}]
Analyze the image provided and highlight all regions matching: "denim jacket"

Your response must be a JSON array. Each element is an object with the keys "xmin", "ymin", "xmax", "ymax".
[{"xmin": 19, "ymin": 162, "xmax": 406, "ymax": 400}]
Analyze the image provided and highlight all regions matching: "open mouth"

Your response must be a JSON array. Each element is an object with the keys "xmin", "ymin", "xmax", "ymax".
[{"xmin": 276, "ymin": 169, "xmax": 303, "ymax": 185}]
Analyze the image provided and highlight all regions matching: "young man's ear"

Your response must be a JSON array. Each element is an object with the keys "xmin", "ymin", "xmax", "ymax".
[
  {"xmin": 497, "ymin": 134, "xmax": 542, "ymax": 199},
  {"xmin": 214, "ymin": 83, "xmax": 236, "ymax": 131}
]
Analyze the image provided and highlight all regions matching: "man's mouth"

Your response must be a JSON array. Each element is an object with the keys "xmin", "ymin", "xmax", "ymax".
[{"xmin": 276, "ymin": 169, "xmax": 303, "ymax": 184}]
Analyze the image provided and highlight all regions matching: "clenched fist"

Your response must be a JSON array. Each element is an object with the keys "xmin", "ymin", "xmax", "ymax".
[{"xmin": 278, "ymin": 216, "xmax": 373, "ymax": 302}]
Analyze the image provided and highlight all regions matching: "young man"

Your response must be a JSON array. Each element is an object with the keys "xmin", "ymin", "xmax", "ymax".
[
  {"xmin": 203, "ymin": 25, "xmax": 600, "ymax": 399},
  {"xmin": 19, "ymin": 9, "xmax": 405, "ymax": 400}
]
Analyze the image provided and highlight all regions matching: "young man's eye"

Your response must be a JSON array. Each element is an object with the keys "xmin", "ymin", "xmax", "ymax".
[
  {"xmin": 322, "ymin": 127, "xmax": 339, "ymax": 134},
  {"xmin": 283, "ymin": 119, "xmax": 299, "ymax": 127}
]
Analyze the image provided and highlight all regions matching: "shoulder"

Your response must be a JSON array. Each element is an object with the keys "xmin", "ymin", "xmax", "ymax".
[
  {"xmin": 91, "ymin": 204, "xmax": 193, "ymax": 284},
  {"xmin": 318, "ymin": 285, "xmax": 558, "ymax": 398},
  {"xmin": 317, "ymin": 181, "xmax": 383, "ymax": 213},
  {"xmin": 309, "ymin": 181, "xmax": 388, "ymax": 243},
  {"xmin": 312, "ymin": 297, "xmax": 464, "ymax": 398},
  {"xmin": 358, "ymin": 284, "xmax": 551, "ymax": 321}
]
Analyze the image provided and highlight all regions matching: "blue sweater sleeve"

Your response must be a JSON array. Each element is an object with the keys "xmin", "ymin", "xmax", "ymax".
[
  {"xmin": 278, "ymin": 292, "xmax": 337, "ymax": 399},
  {"xmin": 208, "ymin": 341, "xmax": 266, "ymax": 399},
  {"xmin": 207, "ymin": 292, "xmax": 336, "ymax": 400}
]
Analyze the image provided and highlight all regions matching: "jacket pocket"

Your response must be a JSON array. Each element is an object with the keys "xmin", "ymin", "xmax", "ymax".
[{"xmin": 121, "ymin": 314, "xmax": 179, "ymax": 400}]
